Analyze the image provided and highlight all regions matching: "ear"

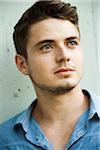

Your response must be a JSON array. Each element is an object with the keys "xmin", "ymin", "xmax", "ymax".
[{"xmin": 15, "ymin": 54, "xmax": 29, "ymax": 75}]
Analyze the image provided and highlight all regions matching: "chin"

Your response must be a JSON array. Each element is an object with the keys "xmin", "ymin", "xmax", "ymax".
[
  {"xmin": 31, "ymin": 75, "xmax": 81, "ymax": 94},
  {"xmin": 51, "ymin": 79, "xmax": 81, "ymax": 93},
  {"xmin": 35, "ymin": 81, "xmax": 77, "ymax": 95}
]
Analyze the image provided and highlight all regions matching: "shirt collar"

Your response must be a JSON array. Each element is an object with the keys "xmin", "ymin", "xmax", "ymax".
[
  {"xmin": 14, "ymin": 100, "xmax": 51, "ymax": 149},
  {"xmin": 14, "ymin": 100, "xmax": 37, "ymax": 132},
  {"xmin": 14, "ymin": 89, "xmax": 100, "ymax": 130},
  {"xmin": 82, "ymin": 89, "xmax": 100, "ymax": 119}
]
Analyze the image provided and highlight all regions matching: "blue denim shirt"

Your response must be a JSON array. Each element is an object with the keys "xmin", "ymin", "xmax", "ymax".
[{"xmin": 0, "ymin": 90, "xmax": 100, "ymax": 150}]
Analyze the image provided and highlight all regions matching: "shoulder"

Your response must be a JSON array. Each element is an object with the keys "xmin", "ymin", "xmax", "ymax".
[
  {"xmin": 0, "ymin": 112, "xmax": 22, "ymax": 129},
  {"xmin": 0, "ymin": 101, "xmax": 35, "ymax": 148},
  {"xmin": 0, "ymin": 110, "xmax": 25, "ymax": 147},
  {"xmin": 0, "ymin": 100, "xmax": 35, "ymax": 133}
]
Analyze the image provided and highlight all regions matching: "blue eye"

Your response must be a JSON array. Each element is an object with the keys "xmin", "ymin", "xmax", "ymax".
[
  {"xmin": 67, "ymin": 40, "xmax": 78, "ymax": 48},
  {"xmin": 69, "ymin": 40, "xmax": 77, "ymax": 45},
  {"xmin": 43, "ymin": 44, "xmax": 51, "ymax": 49},
  {"xmin": 40, "ymin": 43, "xmax": 53, "ymax": 51}
]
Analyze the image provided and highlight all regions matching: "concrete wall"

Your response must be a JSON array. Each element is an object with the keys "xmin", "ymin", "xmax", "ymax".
[{"xmin": 0, "ymin": 0, "xmax": 99, "ymax": 123}]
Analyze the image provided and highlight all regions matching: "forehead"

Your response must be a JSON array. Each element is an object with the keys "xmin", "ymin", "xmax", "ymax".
[{"xmin": 28, "ymin": 18, "xmax": 79, "ymax": 43}]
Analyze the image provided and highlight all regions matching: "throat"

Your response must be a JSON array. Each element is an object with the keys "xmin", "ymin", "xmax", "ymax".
[
  {"xmin": 32, "ymin": 104, "xmax": 80, "ymax": 150},
  {"xmin": 33, "ymin": 89, "xmax": 89, "ymax": 123},
  {"xmin": 32, "ymin": 90, "xmax": 89, "ymax": 150}
]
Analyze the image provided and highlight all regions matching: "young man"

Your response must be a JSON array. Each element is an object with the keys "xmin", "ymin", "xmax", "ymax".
[{"xmin": 0, "ymin": 0, "xmax": 99, "ymax": 150}]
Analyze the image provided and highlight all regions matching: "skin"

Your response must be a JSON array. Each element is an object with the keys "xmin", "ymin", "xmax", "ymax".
[{"xmin": 15, "ymin": 18, "xmax": 89, "ymax": 150}]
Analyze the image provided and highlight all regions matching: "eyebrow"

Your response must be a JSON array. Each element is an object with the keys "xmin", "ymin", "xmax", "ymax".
[
  {"xmin": 66, "ymin": 36, "xmax": 80, "ymax": 41},
  {"xmin": 35, "ymin": 40, "xmax": 54, "ymax": 47},
  {"xmin": 35, "ymin": 36, "xmax": 80, "ymax": 47}
]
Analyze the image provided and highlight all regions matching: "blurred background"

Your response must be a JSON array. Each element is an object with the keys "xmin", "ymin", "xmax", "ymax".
[{"xmin": 0, "ymin": 0, "xmax": 100, "ymax": 123}]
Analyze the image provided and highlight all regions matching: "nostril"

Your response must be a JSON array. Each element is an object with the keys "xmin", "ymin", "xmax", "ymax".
[
  {"xmin": 67, "ymin": 58, "xmax": 70, "ymax": 61},
  {"xmin": 56, "ymin": 56, "xmax": 70, "ymax": 64}
]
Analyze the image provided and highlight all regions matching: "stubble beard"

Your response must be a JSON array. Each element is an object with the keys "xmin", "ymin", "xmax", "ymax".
[{"xmin": 29, "ymin": 75, "xmax": 77, "ymax": 95}]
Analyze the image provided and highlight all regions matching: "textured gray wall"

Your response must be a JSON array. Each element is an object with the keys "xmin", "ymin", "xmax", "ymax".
[{"xmin": 0, "ymin": 0, "xmax": 99, "ymax": 123}]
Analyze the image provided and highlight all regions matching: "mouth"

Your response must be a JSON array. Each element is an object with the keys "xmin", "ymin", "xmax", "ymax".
[{"xmin": 54, "ymin": 67, "xmax": 75, "ymax": 74}]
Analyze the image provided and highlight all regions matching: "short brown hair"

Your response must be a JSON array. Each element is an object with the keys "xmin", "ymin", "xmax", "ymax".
[{"xmin": 13, "ymin": 0, "xmax": 79, "ymax": 58}]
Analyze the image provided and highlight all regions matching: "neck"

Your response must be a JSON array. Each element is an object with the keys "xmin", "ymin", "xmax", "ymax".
[{"xmin": 32, "ymin": 85, "xmax": 89, "ymax": 125}]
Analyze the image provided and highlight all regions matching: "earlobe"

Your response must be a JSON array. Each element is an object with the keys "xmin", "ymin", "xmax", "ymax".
[{"xmin": 15, "ymin": 54, "xmax": 29, "ymax": 75}]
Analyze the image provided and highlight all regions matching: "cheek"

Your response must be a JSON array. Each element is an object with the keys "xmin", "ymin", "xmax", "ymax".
[
  {"xmin": 72, "ymin": 50, "xmax": 83, "ymax": 72},
  {"xmin": 28, "ymin": 56, "xmax": 52, "ymax": 75},
  {"xmin": 77, "ymin": 54, "xmax": 84, "ymax": 73},
  {"xmin": 79, "ymin": 52, "xmax": 84, "ymax": 66},
  {"xmin": 75, "ymin": 50, "xmax": 83, "ymax": 65}
]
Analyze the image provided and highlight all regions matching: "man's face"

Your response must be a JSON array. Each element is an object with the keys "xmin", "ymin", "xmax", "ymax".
[{"xmin": 25, "ymin": 18, "xmax": 83, "ymax": 94}]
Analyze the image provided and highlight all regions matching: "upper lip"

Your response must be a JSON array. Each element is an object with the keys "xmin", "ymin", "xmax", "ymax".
[{"xmin": 54, "ymin": 67, "xmax": 75, "ymax": 74}]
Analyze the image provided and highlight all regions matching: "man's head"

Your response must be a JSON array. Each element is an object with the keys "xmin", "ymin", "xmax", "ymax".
[
  {"xmin": 13, "ymin": 0, "xmax": 79, "ymax": 59},
  {"xmin": 14, "ymin": 0, "xmax": 83, "ymax": 94}
]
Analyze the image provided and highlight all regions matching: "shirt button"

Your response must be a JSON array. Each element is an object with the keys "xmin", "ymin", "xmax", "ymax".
[
  {"xmin": 43, "ymin": 145, "xmax": 48, "ymax": 149},
  {"xmin": 35, "ymin": 134, "xmax": 41, "ymax": 141}
]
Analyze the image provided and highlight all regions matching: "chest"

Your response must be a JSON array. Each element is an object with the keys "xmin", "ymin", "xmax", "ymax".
[{"xmin": 44, "ymin": 125, "xmax": 75, "ymax": 150}]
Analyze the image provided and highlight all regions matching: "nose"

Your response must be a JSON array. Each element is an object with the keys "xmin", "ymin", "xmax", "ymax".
[{"xmin": 55, "ymin": 45, "xmax": 70, "ymax": 64}]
